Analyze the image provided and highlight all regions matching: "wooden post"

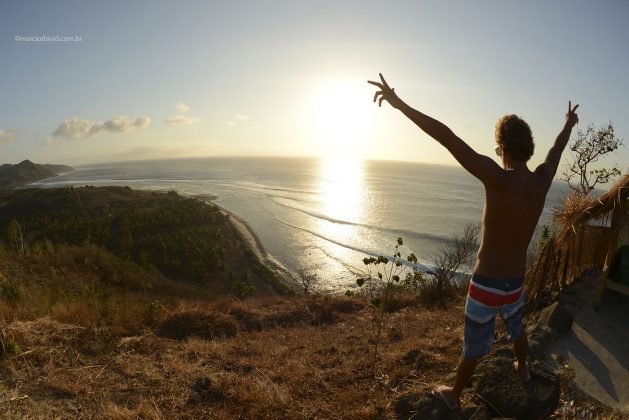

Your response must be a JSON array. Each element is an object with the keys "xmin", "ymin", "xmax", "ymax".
[
  {"xmin": 569, "ymin": 226, "xmax": 578, "ymax": 283},
  {"xmin": 560, "ymin": 248, "xmax": 570, "ymax": 289},
  {"xmin": 575, "ymin": 224, "xmax": 584, "ymax": 281},
  {"xmin": 594, "ymin": 203, "xmax": 622, "ymax": 308}
]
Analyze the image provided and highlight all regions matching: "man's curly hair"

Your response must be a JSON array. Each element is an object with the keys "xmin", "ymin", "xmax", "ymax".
[{"xmin": 495, "ymin": 115, "xmax": 534, "ymax": 162}]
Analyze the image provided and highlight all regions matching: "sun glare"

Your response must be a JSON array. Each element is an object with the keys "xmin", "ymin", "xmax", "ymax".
[
  {"xmin": 307, "ymin": 156, "xmax": 369, "ymax": 270},
  {"xmin": 306, "ymin": 79, "xmax": 375, "ymax": 156},
  {"xmin": 315, "ymin": 157, "xmax": 366, "ymax": 241}
]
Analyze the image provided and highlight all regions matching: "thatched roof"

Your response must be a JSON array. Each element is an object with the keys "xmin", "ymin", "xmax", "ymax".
[
  {"xmin": 577, "ymin": 173, "xmax": 629, "ymax": 223},
  {"xmin": 574, "ymin": 173, "xmax": 629, "ymax": 223},
  {"xmin": 554, "ymin": 173, "xmax": 629, "ymax": 242}
]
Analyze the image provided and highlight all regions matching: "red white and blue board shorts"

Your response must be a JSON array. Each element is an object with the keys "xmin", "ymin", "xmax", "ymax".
[{"xmin": 463, "ymin": 272, "xmax": 525, "ymax": 359}]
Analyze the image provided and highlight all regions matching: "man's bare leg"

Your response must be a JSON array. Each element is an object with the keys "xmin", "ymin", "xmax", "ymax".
[
  {"xmin": 434, "ymin": 357, "xmax": 478, "ymax": 407},
  {"xmin": 513, "ymin": 332, "xmax": 529, "ymax": 381}
]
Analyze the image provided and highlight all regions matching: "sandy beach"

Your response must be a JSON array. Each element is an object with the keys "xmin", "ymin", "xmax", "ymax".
[
  {"xmin": 220, "ymin": 207, "xmax": 302, "ymax": 291},
  {"xmin": 194, "ymin": 196, "xmax": 302, "ymax": 292}
]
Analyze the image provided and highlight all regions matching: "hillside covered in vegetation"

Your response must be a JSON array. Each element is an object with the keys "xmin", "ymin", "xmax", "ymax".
[
  {"xmin": 0, "ymin": 186, "xmax": 287, "ymax": 299},
  {"xmin": 0, "ymin": 160, "xmax": 73, "ymax": 189}
]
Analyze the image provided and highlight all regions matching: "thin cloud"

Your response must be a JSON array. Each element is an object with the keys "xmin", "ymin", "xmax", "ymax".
[
  {"xmin": 51, "ymin": 116, "xmax": 151, "ymax": 140},
  {"xmin": 164, "ymin": 102, "xmax": 201, "ymax": 125},
  {"xmin": 226, "ymin": 114, "xmax": 251, "ymax": 126},
  {"xmin": 175, "ymin": 101, "xmax": 190, "ymax": 113},
  {"xmin": 0, "ymin": 129, "xmax": 17, "ymax": 144},
  {"xmin": 163, "ymin": 115, "xmax": 201, "ymax": 125}
]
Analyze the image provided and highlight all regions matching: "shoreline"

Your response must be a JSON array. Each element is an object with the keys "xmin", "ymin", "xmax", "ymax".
[{"xmin": 195, "ymin": 196, "xmax": 302, "ymax": 293}]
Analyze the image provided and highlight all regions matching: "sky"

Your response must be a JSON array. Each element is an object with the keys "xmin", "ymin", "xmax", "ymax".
[{"xmin": 0, "ymin": 0, "xmax": 628, "ymax": 173}]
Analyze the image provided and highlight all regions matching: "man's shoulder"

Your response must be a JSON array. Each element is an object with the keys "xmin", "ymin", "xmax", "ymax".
[{"xmin": 485, "ymin": 169, "xmax": 548, "ymax": 194}]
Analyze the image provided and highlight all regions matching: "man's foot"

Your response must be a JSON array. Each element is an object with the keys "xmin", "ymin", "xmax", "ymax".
[
  {"xmin": 431, "ymin": 385, "xmax": 460, "ymax": 410},
  {"xmin": 513, "ymin": 360, "xmax": 531, "ymax": 383}
]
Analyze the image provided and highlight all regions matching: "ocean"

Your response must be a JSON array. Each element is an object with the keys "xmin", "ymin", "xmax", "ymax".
[{"xmin": 33, "ymin": 156, "xmax": 570, "ymax": 292}]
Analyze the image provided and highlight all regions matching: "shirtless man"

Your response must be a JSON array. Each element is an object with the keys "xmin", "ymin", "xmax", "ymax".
[{"xmin": 368, "ymin": 73, "xmax": 579, "ymax": 409}]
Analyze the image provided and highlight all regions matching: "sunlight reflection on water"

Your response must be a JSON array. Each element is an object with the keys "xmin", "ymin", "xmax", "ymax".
[{"xmin": 313, "ymin": 157, "xmax": 367, "ymax": 269}]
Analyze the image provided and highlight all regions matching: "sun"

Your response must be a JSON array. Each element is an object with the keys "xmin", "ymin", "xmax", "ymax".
[{"xmin": 305, "ymin": 78, "xmax": 375, "ymax": 156}]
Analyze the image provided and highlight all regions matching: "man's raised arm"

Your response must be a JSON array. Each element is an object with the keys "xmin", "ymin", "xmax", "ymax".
[
  {"xmin": 368, "ymin": 73, "xmax": 502, "ymax": 185},
  {"xmin": 535, "ymin": 101, "xmax": 579, "ymax": 189}
]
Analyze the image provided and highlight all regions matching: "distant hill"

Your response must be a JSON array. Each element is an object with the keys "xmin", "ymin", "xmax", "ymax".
[{"xmin": 0, "ymin": 159, "xmax": 73, "ymax": 189}]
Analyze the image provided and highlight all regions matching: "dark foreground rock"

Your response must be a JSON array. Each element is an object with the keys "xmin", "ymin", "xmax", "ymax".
[
  {"xmin": 395, "ymin": 348, "xmax": 560, "ymax": 420},
  {"xmin": 538, "ymin": 301, "xmax": 574, "ymax": 336},
  {"xmin": 395, "ymin": 392, "xmax": 492, "ymax": 420},
  {"xmin": 473, "ymin": 349, "xmax": 560, "ymax": 419}
]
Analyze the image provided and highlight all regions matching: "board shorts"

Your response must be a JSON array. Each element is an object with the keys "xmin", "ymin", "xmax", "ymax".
[{"xmin": 463, "ymin": 272, "xmax": 525, "ymax": 359}]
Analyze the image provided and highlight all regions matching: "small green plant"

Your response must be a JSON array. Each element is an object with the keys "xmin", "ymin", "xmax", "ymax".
[
  {"xmin": 6, "ymin": 219, "xmax": 25, "ymax": 255},
  {"xmin": 0, "ymin": 329, "xmax": 20, "ymax": 359},
  {"xmin": 355, "ymin": 237, "xmax": 417, "ymax": 372},
  {"xmin": 526, "ymin": 222, "xmax": 558, "ymax": 270},
  {"xmin": 354, "ymin": 225, "xmax": 479, "ymax": 373},
  {"xmin": 232, "ymin": 276, "xmax": 256, "ymax": 300},
  {"xmin": 144, "ymin": 299, "xmax": 166, "ymax": 324}
]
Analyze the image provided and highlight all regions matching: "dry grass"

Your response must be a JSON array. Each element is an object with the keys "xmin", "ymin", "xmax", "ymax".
[
  {"xmin": 0, "ymin": 291, "xmax": 469, "ymax": 419},
  {"xmin": 157, "ymin": 310, "xmax": 238, "ymax": 340},
  {"xmin": 554, "ymin": 190, "xmax": 593, "ymax": 237},
  {"xmin": 0, "ymin": 295, "xmax": 625, "ymax": 418},
  {"xmin": 0, "ymin": 245, "xmax": 625, "ymax": 419}
]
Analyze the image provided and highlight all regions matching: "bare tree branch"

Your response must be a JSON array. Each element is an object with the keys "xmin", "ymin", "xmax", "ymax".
[{"xmin": 559, "ymin": 122, "xmax": 623, "ymax": 195}]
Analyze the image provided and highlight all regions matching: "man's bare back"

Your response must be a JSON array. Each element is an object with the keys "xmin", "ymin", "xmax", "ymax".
[{"xmin": 476, "ymin": 168, "xmax": 549, "ymax": 278}]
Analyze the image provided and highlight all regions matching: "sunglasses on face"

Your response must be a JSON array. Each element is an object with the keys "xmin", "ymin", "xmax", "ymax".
[{"xmin": 495, "ymin": 145, "xmax": 502, "ymax": 157}]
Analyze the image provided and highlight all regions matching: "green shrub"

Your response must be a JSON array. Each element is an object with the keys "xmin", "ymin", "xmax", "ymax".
[
  {"xmin": 0, "ymin": 283, "xmax": 20, "ymax": 305},
  {"xmin": 0, "ymin": 330, "xmax": 20, "ymax": 358}
]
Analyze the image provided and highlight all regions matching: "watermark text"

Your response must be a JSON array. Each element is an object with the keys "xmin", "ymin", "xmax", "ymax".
[{"xmin": 15, "ymin": 34, "xmax": 82, "ymax": 43}]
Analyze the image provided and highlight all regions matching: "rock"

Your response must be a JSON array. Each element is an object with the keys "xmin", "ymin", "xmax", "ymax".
[
  {"xmin": 395, "ymin": 344, "xmax": 559, "ymax": 419},
  {"xmin": 65, "ymin": 402, "xmax": 79, "ymax": 413},
  {"xmin": 460, "ymin": 404, "xmax": 491, "ymax": 420},
  {"xmin": 79, "ymin": 345, "xmax": 97, "ymax": 356},
  {"xmin": 394, "ymin": 392, "xmax": 450, "ymax": 420},
  {"xmin": 188, "ymin": 376, "xmax": 225, "ymax": 405},
  {"xmin": 394, "ymin": 394, "xmax": 492, "ymax": 420},
  {"xmin": 472, "ymin": 350, "xmax": 560, "ymax": 419},
  {"xmin": 538, "ymin": 301, "xmax": 574, "ymax": 335},
  {"xmin": 194, "ymin": 376, "xmax": 212, "ymax": 391},
  {"xmin": 526, "ymin": 323, "xmax": 558, "ymax": 360}
]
